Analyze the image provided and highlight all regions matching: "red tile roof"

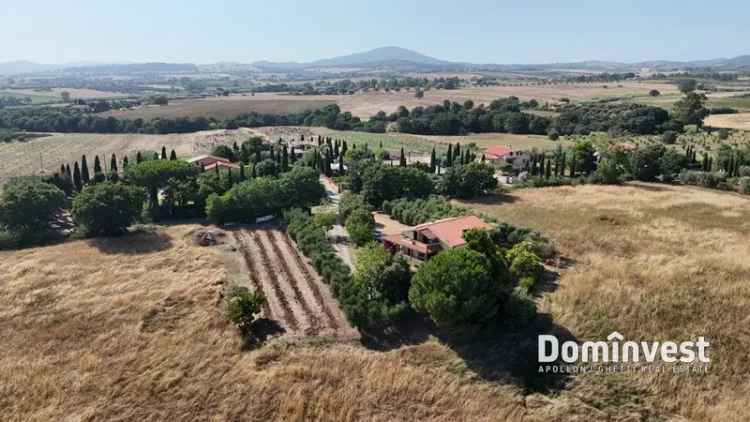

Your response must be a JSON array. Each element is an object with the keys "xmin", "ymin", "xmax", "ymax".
[
  {"xmin": 205, "ymin": 161, "xmax": 240, "ymax": 171},
  {"xmin": 413, "ymin": 215, "xmax": 491, "ymax": 248},
  {"xmin": 484, "ymin": 146, "xmax": 514, "ymax": 159},
  {"xmin": 384, "ymin": 234, "xmax": 430, "ymax": 254}
]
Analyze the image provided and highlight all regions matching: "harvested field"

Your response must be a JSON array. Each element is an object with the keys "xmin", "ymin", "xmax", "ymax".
[
  {"xmin": 232, "ymin": 226, "xmax": 355, "ymax": 339},
  {"xmin": 2, "ymin": 87, "xmax": 129, "ymax": 100},
  {"xmin": 102, "ymin": 93, "xmax": 334, "ymax": 120},
  {"xmin": 0, "ymin": 128, "xmax": 256, "ymax": 184},
  {"xmin": 705, "ymin": 112, "xmax": 750, "ymax": 131}
]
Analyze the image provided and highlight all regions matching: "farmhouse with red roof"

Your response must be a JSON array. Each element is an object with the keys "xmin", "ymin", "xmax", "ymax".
[
  {"xmin": 382, "ymin": 215, "xmax": 491, "ymax": 261},
  {"xmin": 483, "ymin": 145, "xmax": 530, "ymax": 171}
]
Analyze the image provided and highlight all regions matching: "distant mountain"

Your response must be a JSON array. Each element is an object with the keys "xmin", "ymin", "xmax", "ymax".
[
  {"xmin": 310, "ymin": 46, "xmax": 451, "ymax": 67},
  {"xmin": 0, "ymin": 61, "xmax": 65, "ymax": 75},
  {"xmin": 253, "ymin": 46, "xmax": 454, "ymax": 71}
]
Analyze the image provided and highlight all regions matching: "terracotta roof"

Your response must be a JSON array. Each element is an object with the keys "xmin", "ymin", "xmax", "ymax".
[
  {"xmin": 204, "ymin": 161, "xmax": 240, "ymax": 171},
  {"xmin": 188, "ymin": 155, "xmax": 230, "ymax": 164},
  {"xmin": 412, "ymin": 215, "xmax": 491, "ymax": 248},
  {"xmin": 484, "ymin": 146, "xmax": 514, "ymax": 159}
]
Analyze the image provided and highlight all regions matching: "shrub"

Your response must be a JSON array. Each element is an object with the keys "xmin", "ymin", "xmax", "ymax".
[
  {"xmin": 738, "ymin": 177, "xmax": 750, "ymax": 195},
  {"xmin": 0, "ymin": 178, "xmax": 65, "ymax": 236},
  {"xmin": 382, "ymin": 195, "xmax": 468, "ymax": 225},
  {"xmin": 679, "ymin": 170, "xmax": 726, "ymax": 189},
  {"xmin": 409, "ymin": 247, "xmax": 507, "ymax": 332},
  {"xmin": 661, "ymin": 130, "xmax": 678, "ymax": 144},
  {"xmin": 718, "ymin": 128, "xmax": 731, "ymax": 140},
  {"xmin": 226, "ymin": 286, "xmax": 266, "ymax": 334},
  {"xmin": 589, "ymin": 158, "xmax": 623, "ymax": 185},
  {"xmin": 71, "ymin": 182, "xmax": 145, "ymax": 236},
  {"xmin": 506, "ymin": 241, "xmax": 544, "ymax": 290},
  {"xmin": 313, "ymin": 213, "xmax": 337, "ymax": 231}
]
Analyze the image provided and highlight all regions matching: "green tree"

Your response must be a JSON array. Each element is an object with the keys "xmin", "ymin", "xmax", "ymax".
[
  {"xmin": 677, "ymin": 79, "xmax": 698, "ymax": 94},
  {"xmin": 409, "ymin": 248, "xmax": 507, "ymax": 332},
  {"xmin": 71, "ymin": 182, "xmax": 145, "ymax": 236},
  {"xmin": 126, "ymin": 160, "xmax": 198, "ymax": 220},
  {"xmin": 350, "ymin": 242, "xmax": 411, "ymax": 326},
  {"xmin": 673, "ymin": 92, "xmax": 709, "ymax": 128},
  {"xmin": 226, "ymin": 286, "xmax": 266, "ymax": 335},
  {"xmin": 0, "ymin": 179, "xmax": 65, "ymax": 237}
]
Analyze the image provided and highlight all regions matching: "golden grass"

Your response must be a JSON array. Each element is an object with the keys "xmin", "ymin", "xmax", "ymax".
[
  {"xmin": 103, "ymin": 94, "xmax": 334, "ymax": 120},
  {"xmin": 460, "ymin": 182, "xmax": 750, "ymax": 421},
  {"xmin": 0, "ymin": 225, "xmax": 534, "ymax": 421},
  {"xmin": 705, "ymin": 113, "xmax": 750, "ymax": 131},
  {"xmin": 4, "ymin": 183, "xmax": 750, "ymax": 420}
]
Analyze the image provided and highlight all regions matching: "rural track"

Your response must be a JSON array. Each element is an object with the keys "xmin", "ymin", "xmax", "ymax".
[
  {"xmin": 258, "ymin": 229, "xmax": 321, "ymax": 335},
  {"xmin": 231, "ymin": 231, "xmax": 271, "ymax": 316},
  {"xmin": 276, "ymin": 230, "xmax": 340, "ymax": 330},
  {"xmin": 246, "ymin": 230, "xmax": 299, "ymax": 330}
]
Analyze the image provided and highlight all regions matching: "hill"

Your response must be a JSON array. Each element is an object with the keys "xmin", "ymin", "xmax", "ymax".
[{"xmin": 309, "ymin": 46, "xmax": 451, "ymax": 67}]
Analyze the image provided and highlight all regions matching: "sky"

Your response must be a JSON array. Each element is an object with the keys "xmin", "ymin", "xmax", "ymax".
[{"xmin": 3, "ymin": 0, "xmax": 749, "ymax": 64}]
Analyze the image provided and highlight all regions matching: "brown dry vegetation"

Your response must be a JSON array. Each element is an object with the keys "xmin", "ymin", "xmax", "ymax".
[
  {"xmin": 705, "ymin": 112, "xmax": 750, "ymax": 131},
  {"xmin": 461, "ymin": 182, "xmax": 750, "ymax": 421},
  {"xmin": 3, "ymin": 184, "xmax": 750, "ymax": 421},
  {"xmin": 0, "ymin": 129, "xmax": 257, "ymax": 184},
  {"xmin": 0, "ymin": 225, "xmax": 532, "ymax": 421},
  {"xmin": 102, "ymin": 94, "xmax": 334, "ymax": 120}
]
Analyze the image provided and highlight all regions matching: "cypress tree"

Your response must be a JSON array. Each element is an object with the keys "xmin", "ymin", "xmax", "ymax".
[
  {"xmin": 60, "ymin": 164, "xmax": 66, "ymax": 176},
  {"xmin": 481, "ymin": 154, "xmax": 486, "ymax": 163},
  {"xmin": 454, "ymin": 143, "xmax": 461, "ymax": 165},
  {"xmin": 341, "ymin": 141, "xmax": 348, "ymax": 157},
  {"xmin": 270, "ymin": 147, "xmax": 275, "ymax": 162},
  {"xmin": 170, "ymin": 150, "xmax": 177, "ymax": 160},
  {"xmin": 73, "ymin": 162, "xmax": 82, "ymax": 191},
  {"xmin": 251, "ymin": 163, "xmax": 257, "ymax": 178},
  {"xmin": 545, "ymin": 158, "xmax": 552, "ymax": 179},
  {"xmin": 430, "ymin": 148, "xmax": 436, "ymax": 173},
  {"xmin": 400, "ymin": 147, "xmax": 407, "ymax": 167},
  {"xmin": 446, "ymin": 144, "xmax": 453, "ymax": 167},
  {"xmin": 239, "ymin": 164, "xmax": 246, "ymax": 181},
  {"xmin": 123, "ymin": 156, "xmax": 129, "ymax": 169},
  {"xmin": 136, "ymin": 151, "xmax": 142, "ymax": 164},
  {"xmin": 255, "ymin": 149, "xmax": 261, "ymax": 163},
  {"xmin": 161, "ymin": 146, "xmax": 167, "ymax": 160},
  {"xmin": 282, "ymin": 146, "xmax": 289, "ymax": 171},
  {"xmin": 215, "ymin": 163, "xmax": 220, "ymax": 175},
  {"xmin": 81, "ymin": 155, "xmax": 90, "ymax": 184},
  {"xmin": 110, "ymin": 154, "xmax": 119, "ymax": 181},
  {"xmin": 561, "ymin": 152, "xmax": 566, "ymax": 177},
  {"xmin": 65, "ymin": 164, "xmax": 72, "ymax": 182},
  {"xmin": 93, "ymin": 155, "xmax": 102, "ymax": 174},
  {"xmin": 339, "ymin": 151, "xmax": 345, "ymax": 174},
  {"xmin": 570, "ymin": 154, "xmax": 577, "ymax": 177}
]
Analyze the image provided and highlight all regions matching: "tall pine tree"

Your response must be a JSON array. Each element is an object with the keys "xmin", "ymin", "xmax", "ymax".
[
  {"xmin": 161, "ymin": 146, "xmax": 167, "ymax": 160},
  {"xmin": 81, "ymin": 155, "xmax": 90, "ymax": 184}
]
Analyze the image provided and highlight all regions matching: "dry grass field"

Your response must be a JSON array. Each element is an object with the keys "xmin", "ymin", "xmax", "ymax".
[
  {"xmin": 0, "ymin": 225, "xmax": 530, "ymax": 421},
  {"xmin": 0, "ymin": 129, "xmax": 256, "ymax": 184},
  {"xmin": 2, "ymin": 88, "xmax": 129, "ymax": 100},
  {"xmin": 706, "ymin": 112, "xmax": 750, "ymax": 131},
  {"xmin": 276, "ymin": 81, "xmax": 679, "ymax": 119},
  {"xmin": 460, "ymin": 182, "xmax": 750, "ymax": 421},
  {"xmin": 2, "ymin": 184, "xmax": 750, "ymax": 420},
  {"xmin": 103, "ymin": 94, "xmax": 335, "ymax": 120}
]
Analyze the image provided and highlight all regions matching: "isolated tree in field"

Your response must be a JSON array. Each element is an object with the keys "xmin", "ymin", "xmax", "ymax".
[
  {"xmin": 161, "ymin": 146, "xmax": 168, "ymax": 160},
  {"xmin": 81, "ymin": 155, "xmax": 90, "ymax": 184},
  {"xmin": 136, "ymin": 151, "xmax": 143, "ymax": 164},
  {"xmin": 170, "ymin": 150, "xmax": 177, "ymax": 160},
  {"xmin": 649, "ymin": 89, "xmax": 661, "ymax": 97},
  {"xmin": 72, "ymin": 182, "xmax": 144, "ymax": 236},
  {"xmin": 409, "ymin": 247, "xmax": 507, "ymax": 332},
  {"xmin": 0, "ymin": 179, "xmax": 65, "ymax": 238},
  {"xmin": 226, "ymin": 286, "xmax": 266, "ymax": 335}
]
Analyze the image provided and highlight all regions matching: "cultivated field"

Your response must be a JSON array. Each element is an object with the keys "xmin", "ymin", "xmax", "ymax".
[
  {"xmin": 0, "ymin": 129, "xmax": 256, "ymax": 184},
  {"xmin": 2, "ymin": 87, "xmax": 129, "ymax": 101},
  {"xmin": 102, "ymin": 93, "xmax": 335, "ymax": 120},
  {"xmin": 231, "ymin": 226, "xmax": 357, "ymax": 339},
  {"xmin": 460, "ymin": 183, "xmax": 750, "ymax": 420},
  {"xmin": 284, "ymin": 81, "xmax": 680, "ymax": 118}
]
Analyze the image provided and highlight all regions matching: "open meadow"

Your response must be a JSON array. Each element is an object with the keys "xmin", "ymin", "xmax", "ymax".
[
  {"xmin": 102, "ymin": 94, "xmax": 335, "ymax": 120},
  {"xmin": 706, "ymin": 113, "xmax": 750, "ymax": 131},
  {"xmin": 459, "ymin": 182, "xmax": 750, "ymax": 421}
]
